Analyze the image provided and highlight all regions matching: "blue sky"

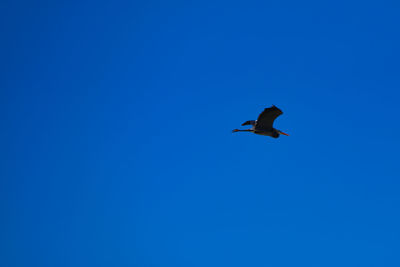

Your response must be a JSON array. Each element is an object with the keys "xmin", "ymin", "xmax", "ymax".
[{"xmin": 2, "ymin": 0, "xmax": 400, "ymax": 266}]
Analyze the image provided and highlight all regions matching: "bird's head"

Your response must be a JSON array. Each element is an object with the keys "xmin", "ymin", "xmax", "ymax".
[{"xmin": 277, "ymin": 130, "xmax": 290, "ymax": 136}]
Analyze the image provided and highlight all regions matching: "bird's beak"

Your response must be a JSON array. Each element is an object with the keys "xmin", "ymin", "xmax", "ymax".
[{"xmin": 278, "ymin": 130, "xmax": 290, "ymax": 136}]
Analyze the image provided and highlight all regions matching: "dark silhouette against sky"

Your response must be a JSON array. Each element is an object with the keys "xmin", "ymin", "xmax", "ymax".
[{"xmin": 2, "ymin": 1, "xmax": 400, "ymax": 266}]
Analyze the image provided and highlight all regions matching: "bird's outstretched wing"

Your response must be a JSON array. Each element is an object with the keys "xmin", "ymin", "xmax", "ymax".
[
  {"xmin": 255, "ymin": 105, "xmax": 283, "ymax": 129},
  {"xmin": 241, "ymin": 120, "xmax": 256, "ymax": 126}
]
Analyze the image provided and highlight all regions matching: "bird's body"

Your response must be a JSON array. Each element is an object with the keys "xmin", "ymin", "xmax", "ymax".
[{"xmin": 232, "ymin": 105, "xmax": 289, "ymax": 138}]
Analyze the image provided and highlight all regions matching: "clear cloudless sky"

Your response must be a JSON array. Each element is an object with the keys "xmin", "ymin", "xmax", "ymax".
[{"xmin": 2, "ymin": 0, "xmax": 400, "ymax": 266}]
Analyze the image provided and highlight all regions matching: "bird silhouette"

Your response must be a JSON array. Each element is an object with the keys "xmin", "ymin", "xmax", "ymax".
[{"xmin": 232, "ymin": 105, "xmax": 289, "ymax": 138}]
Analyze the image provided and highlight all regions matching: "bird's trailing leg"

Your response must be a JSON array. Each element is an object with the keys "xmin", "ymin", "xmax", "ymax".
[{"xmin": 232, "ymin": 129, "xmax": 252, "ymax": 133}]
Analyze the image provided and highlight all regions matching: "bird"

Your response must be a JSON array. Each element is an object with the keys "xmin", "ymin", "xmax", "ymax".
[{"xmin": 232, "ymin": 105, "xmax": 289, "ymax": 138}]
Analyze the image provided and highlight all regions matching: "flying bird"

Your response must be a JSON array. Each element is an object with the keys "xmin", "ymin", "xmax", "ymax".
[{"xmin": 232, "ymin": 105, "xmax": 289, "ymax": 138}]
